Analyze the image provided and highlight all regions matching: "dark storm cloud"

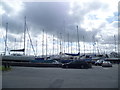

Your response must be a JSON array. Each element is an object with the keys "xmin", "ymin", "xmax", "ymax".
[
  {"xmin": 1, "ymin": 1, "xmax": 109, "ymax": 43},
  {"xmin": 2, "ymin": 14, "xmax": 24, "ymax": 34},
  {"xmin": 23, "ymin": 2, "xmax": 70, "ymax": 33},
  {"xmin": 22, "ymin": 2, "xmax": 102, "ymax": 42}
]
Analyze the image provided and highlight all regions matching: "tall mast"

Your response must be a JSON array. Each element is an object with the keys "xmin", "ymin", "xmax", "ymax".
[
  {"xmin": 60, "ymin": 33, "xmax": 62, "ymax": 53},
  {"xmin": 83, "ymin": 36, "xmax": 85, "ymax": 55},
  {"xmin": 105, "ymin": 43, "xmax": 107, "ymax": 54},
  {"xmin": 53, "ymin": 34, "xmax": 54, "ymax": 56},
  {"xmin": 64, "ymin": 39, "xmax": 66, "ymax": 53},
  {"xmin": 42, "ymin": 29, "xmax": 44, "ymax": 57},
  {"xmin": 92, "ymin": 35, "xmax": 95, "ymax": 55},
  {"xmin": 96, "ymin": 40, "xmax": 100, "ymax": 55},
  {"xmin": 90, "ymin": 42, "xmax": 92, "ymax": 54},
  {"xmin": 71, "ymin": 41, "xmax": 72, "ymax": 54},
  {"xmin": 76, "ymin": 25, "xmax": 80, "ymax": 56},
  {"xmin": 36, "ymin": 40, "xmax": 37, "ymax": 56},
  {"xmin": 56, "ymin": 32, "xmax": 59, "ymax": 55},
  {"xmin": 46, "ymin": 32, "xmax": 47, "ymax": 59},
  {"xmin": 57, "ymin": 38, "xmax": 59, "ymax": 55},
  {"xmin": 76, "ymin": 40, "xmax": 77, "ymax": 53},
  {"xmin": 63, "ymin": 20, "xmax": 66, "ymax": 54},
  {"xmin": 23, "ymin": 16, "xmax": 26, "ymax": 55},
  {"xmin": 14, "ymin": 38, "xmax": 16, "ymax": 50},
  {"xmin": 68, "ymin": 33, "xmax": 69, "ymax": 53},
  {"xmin": 100, "ymin": 35, "xmax": 105, "ymax": 54},
  {"xmin": 5, "ymin": 22, "xmax": 8, "ymax": 55},
  {"xmin": 114, "ymin": 35, "xmax": 116, "ymax": 52}
]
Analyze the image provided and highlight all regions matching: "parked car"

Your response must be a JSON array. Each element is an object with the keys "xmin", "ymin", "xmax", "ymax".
[
  {"xmin": 94, "ymin": 59, "xmax": 104, "ymax": 66},
  {"xmin": 62, "ymin": 60, "xmax": 92, "ymax": 69},
  {"xmin": 91, "ymin": 60, "xmax": 96, "ymax": 64},
  {"xmin": 102, "ymin": 61, "xmax": 112, "ymax": 67}
]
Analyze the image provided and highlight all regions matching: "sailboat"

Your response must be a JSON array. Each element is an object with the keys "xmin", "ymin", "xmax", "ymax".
[{"xmin": 2, "ymin": 16, "xmax": 35, "ymax": 62}]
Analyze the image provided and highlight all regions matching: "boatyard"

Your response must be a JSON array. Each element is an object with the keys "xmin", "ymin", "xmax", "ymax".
[{"xmin": 1, "ymin": 0, "xmax": 120, "ymax": 89}]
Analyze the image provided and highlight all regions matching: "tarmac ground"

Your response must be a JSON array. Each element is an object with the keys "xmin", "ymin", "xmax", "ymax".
[{"xmin": 2, "ymin": 64, "xmax": 119, "ymax": 88}]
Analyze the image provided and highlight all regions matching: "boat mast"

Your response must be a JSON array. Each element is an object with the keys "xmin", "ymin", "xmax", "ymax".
[
  {"xmin": 71, "ymin": 41, "xmax": 72, "ymax": 54},
  {"xmin": 76, "ymin": 40, "xmax": 77, "ymax": 53},
  {"xmin": 96, "ymin": 40, "xmax": 100, "ymax": 55},
  {"xmin": 63, "ymin": 20, "xmax": 66, "ymax": 54},
  {"xmin": 46, "ymin": 32, "xmax": 47, "ymax": 59},
  {"xmin": 14, "ymin": 38, "xmax": 16, "ymax": 50},
  {"xmin": 63, "ymin": 36, "xmax": 65, "ymax": 54},
  {"xmin": 56, "ymin": 32, "xmax": 59, "ymax": 55},
  {"xmin": 60, "ymin": 33, "xmax": 62, "ymax": 53},
  {"xmin": 68, "ymin": 33, "xmax": 69, "ymax": 53},
  {"xmin": 92, "ymin": 35, "xmax": 95, "ymax": 55},
  {"xmin": 114, "ymin": 35, "xmax": 116, "ymax": 52},
  {"xmin": 53, "ymin": 34, "xmax": 54, "ymax": 56},
  {"xmin": 23, "ymin": 16, "xmax": 26, "ymax": 55},
  {"xmin": 100, "ymin": 35, "xmax": 106, "ymax": 54},
  {"xmin": 5, "ymin": 22, "xmax": 8, "ymax": 55},
  {"xmin": 42, "ymin": 29, "xmax": 44, "ymax": 57},
  {"xmin": 36, "ymin": 40, "xmax": 37, "ymax": 56},
  {"xmin": 83, "ymin": 36, "xmax": 85, "ymax": 55},
  {"xmin": 90, "ymin": 41, "xmax": 92, "ymax": 54},
  {"xmin": 76, "ymin": 25, "xmax": 80, "ymax": 57}
]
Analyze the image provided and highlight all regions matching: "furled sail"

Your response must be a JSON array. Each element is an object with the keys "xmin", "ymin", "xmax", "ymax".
[
  {"xmin": 64, "ymin": 52, "xmax": 80, "ymax": 56},
  {"xmin": 10, "ymin": 49, "xmax": 25, "ymax": 52}
]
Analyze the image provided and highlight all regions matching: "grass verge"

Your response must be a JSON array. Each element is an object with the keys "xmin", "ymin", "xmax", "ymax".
[{"xmin": 0, "ymin": 66, "xmax": 12, "ymax": 71}]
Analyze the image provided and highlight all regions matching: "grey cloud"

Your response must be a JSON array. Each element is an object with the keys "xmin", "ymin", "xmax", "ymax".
[
  {"xmin": 1, "ymin": 1, "xmax": 25, "ymax": 34},
  {"xmin": 1, "ymin": 1, "xmax": 111, "ymax": 43},
  {"xmin": 23, "ymin": 2, "xmax": 102, "ymax": 41},
  {"xmin": 2, "ymin": 2, "xmax": 13, "ymax": 14},
  {"xmin": 23, "ymin": 2, "xmax": 69, "ymax": 32},
  {"xmin": 2, "ymin": 14, "xmax": 24, "ymax": 34}
]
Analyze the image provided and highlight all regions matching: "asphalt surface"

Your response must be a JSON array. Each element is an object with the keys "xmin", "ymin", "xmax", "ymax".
[{"xmin": 2, "ymin": 64, "xmax": 119, "ymax": 88}]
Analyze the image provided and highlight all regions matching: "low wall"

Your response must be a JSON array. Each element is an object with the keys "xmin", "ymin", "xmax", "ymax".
[{"xmin": 2, "ymin": 61, "xmax": 62, "ymax": 68}]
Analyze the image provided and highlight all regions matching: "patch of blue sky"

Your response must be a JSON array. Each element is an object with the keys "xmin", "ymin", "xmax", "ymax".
[
  {"xmin": 0, "ymin": 38, "xmax": 4, "ymax": 42},
  {"xmin": 106, "ymin": 12, "xmax": 118, "ymax": 23}
]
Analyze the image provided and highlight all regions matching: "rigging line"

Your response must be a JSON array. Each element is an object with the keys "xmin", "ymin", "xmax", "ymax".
[
  {"xmin": 3, "ymin": 35, "xmax": 9, "ymax": 54},
  {"xmin": 26, "ymin": 25, "xmax": 36, "ymax": 56},
  {"xmin": 5, "ymin": 23, "xmax": 8, "ymax": 55},
  {"xmin": 4, "ymin": 23, "xmax": 10, "ymax": 54},
  {"xmin": 24, "ymin": 16, "xmax": 26, "ymax": 55}
]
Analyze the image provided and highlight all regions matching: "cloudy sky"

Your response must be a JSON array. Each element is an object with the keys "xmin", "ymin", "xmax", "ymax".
[{"xmin": 0, "ymin": 0, "xmax": 119, "ymax": 55}]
